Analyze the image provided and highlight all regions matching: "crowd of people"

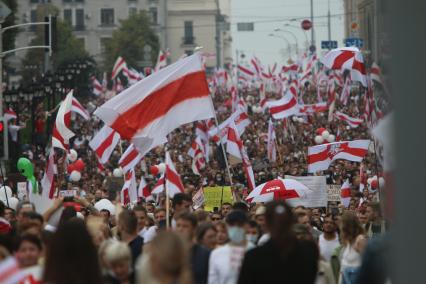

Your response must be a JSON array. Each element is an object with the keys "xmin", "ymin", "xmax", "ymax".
[{"xmin": 0, "ymin": 59, "xmax": 390, "ymax": 283}]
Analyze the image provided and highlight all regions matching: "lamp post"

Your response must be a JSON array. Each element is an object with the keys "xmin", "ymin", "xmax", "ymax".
[
  {"xmin": 274, "ymin": 28, "xmax": 299, "ymax": 56},
  {"xmin": 268, "ymin": 33, "xmax": 292, "ymax": 59}
]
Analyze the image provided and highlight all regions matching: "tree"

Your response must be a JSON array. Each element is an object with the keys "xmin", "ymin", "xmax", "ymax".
[
  {"xmin": 22, "ymin": 4, "xmax": 89, "ymax": 80},
  {"xmin": 104, "ymin": 11, "xmax": 159, "ymax": 72}
]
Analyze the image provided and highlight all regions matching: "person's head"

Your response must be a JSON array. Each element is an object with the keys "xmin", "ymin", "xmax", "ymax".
[
  {"xmin": 4, "ymin": 207, "xmax": 15, "ymax": 222},
  {"xmin": 295, "ymin": 211, "xmax": 311, "ymax": 230},
  {"xmin": 340, "ymin": 211, "xmax": 365, "ymax": 245},
  {"xmin": 100, "ymin": 209, "xmax": 111, "ymax": 223},
  {"xmin": 138, "ymin": 231, "xmax": 190, "ymax": 283},
  {"xmin": 59, "ymin": 206, "xmax": 77, "ymax": 227},
  {"xmin": 232, "ymin": 202, "xmax": 249, "ymax": 212},
  {"xmin": 196, "ymin": 223, "xmax": 217, "ymax": 250},
  {"xmin": 225, "ymin": 210, "xmax": 249, "ymax": 245},
  {"xmin": 16, "ymin": 201, "xmax": 35, "ymax": 222},
  {"xmin": 293, "ymin": 224, "xmax": 314, "ymax": 241},
  {"xmin": 175, "ymin": 212, "xmax": 197, "ymax": 242},
  {"xmin": 118, "ymin": 209, "xmax": 138, "ymax": 237},
  {"xmin": 133, "ymin": 205, "xmax": 148, "ymax": 232},
  {"xmin": 246, "ymin": 220, "xmax": 260, "ymax": 244},
  {"xmin": 323, "ymin": 214, "xmax": 337, "ymax": 234},
  {"xmin": 20, "ymin": 211, "xmax": 44, "ymax": 235},
  {"xmin": 215, "ymin": 221, "xmax": 228, "ymax": 245},
  {"xmin": 43, "ymin": 218, "xmax": 103, "ymax": 284},
  {"xmin": 265, "ymin": 201, "xmax": 296, "ymax": 251},
  {"xmin": 94, "ymin": 190, "xmax": 103, "ymax": 202},
  {"xmin": 104, "ymin": 241, "xmax": 132, "ymax": 281},
  {"xmin": 221, "ymin": 202, "xmax": 232, "ymax": 216},
  {"xmin": 210, "ymin": 212, "xmax": 222, "ymax": 224},
  {"xmin": 255, "ymin": 206, "xmax": 266, "ymax": 233},
  {"xmin": 366, "ymin": 201, "xmax": 382, "ymax": 222},
  {"xmin": 146, "ymin": 202, "xmax": 155, "ymax": 213},
  {"xmin": 172, "ymin": 193, "xmax": 192, "ymax": 214},
  {"xmin": 15, "ymin": 234, "xmax": 42, "ymax": 268},
  {"xmin": 154, "ymin": 208, "xmax": 167, "ymax": 223},
  {"xmin": 357, "ymin": 208, "xmax": 368, "ymax": 225}
]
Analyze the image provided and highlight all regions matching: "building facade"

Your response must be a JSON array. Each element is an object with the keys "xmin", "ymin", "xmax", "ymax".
[{"xmin": 11, "ymin": 0, "xmax": 231, "ymax": 71}]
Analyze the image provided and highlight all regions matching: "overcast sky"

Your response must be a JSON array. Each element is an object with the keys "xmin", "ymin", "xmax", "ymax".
[{"xmin": 231, "ymin": 0, "xmax": 345, "ymax": 65}]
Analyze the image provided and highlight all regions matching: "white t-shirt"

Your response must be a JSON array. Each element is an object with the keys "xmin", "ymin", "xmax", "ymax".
[
  {"xmin": 9, "ymin": 125, "xmax": 22, "ymax": 142},
  {"xmin": 142, "ymin": 226, "xmax": 157, "ymax": 243},
  {"xmin": 208, "ymin": 244, "xmax": 247, "ymax": 284},
  {"xmin": 318, "ymin": 233, "xmax": 340, "ymax": 262}
]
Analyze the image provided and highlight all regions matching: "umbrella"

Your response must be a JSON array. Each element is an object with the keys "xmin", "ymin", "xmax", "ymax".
[{"xmin": 246, "ymin": 178, "xmax": 311, "ymax": 206}]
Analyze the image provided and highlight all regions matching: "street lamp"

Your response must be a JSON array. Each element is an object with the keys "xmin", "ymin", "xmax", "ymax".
[
  {"xmin": 268, "ymin": 33, "xmax": 292, "ymax": 59},
  {"xmin": 274, "ymin": 28, "xmax": 299, "ymax": 56},
  {"xmin": 283, "ymin": 23, "xmax": 309, "ymax": 50}
]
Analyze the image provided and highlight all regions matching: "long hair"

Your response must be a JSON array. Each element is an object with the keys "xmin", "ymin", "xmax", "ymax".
[
  {"xmin": 43, "ymin": 218, "xmax": 103, "ymax": 284},
  {"xmin": 265, "ymin": 201, "xmax": 296, "ymax": 255},
  {"xmin": 340, "ymin": 211, "xmax": 365, "ymax": 245}
]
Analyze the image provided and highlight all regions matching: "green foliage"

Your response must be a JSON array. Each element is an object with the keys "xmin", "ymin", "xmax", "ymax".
[{"xmin": 103, "ymin": 11, "xmax": 159, "ymax": 72}]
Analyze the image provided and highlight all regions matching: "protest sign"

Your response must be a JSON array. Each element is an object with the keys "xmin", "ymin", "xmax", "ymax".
[
  {"xmin": 203, "ymin": 186, "xmax": 233, "ymax": 212},
  {"xmin": 327, "ymin": 185, "xmax": 341, "ymax": 202},
  {"xmin": 285, "ymin": 175, "xmax": 327, "ymax": 207}
]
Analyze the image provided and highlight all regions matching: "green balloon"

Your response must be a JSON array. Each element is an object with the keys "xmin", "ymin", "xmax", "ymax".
[{"xmin": 17, "ymin": 157, "xmax": 34, "ymax": 178}]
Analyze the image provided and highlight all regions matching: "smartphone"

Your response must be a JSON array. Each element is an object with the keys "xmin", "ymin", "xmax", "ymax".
[{"xmin": 59, "ymin": 189, "xmax": 77, "ymax": 198}]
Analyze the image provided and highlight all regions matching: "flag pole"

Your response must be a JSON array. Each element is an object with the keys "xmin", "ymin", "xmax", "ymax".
[
  {"xmin": 208, "ymin": 96, "xmax": 234, "ymax": 185},
  {"xmin": 164, "ymin": 150, "xmax": 170, "ymax": 229}
]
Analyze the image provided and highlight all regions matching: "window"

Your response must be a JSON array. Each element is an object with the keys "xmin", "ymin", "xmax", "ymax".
[
  {"xmin": 63, "ymin": 9, "xmax": 72, "ymax": 26},
  {"xmin": 101, "ymin": 9, "xmax": 114, "ymax": 26},
  {"xmin": 100, "ymin": 37, "xmax": 112, "ymax": 54},
  {"xmin": 30, "ymin": 10, "xmax": 37, "ymax": 31},
  {"xmin": 30, "ymin": 0, "xmax": 39, "ymax": 3},
  {"xmin": 129, "ymin": 7, "xmax": 137, "ymax": 16},
  {"xmin": 75, "ymin": 9, "xmax": 85, "ymax": 30},
  {"xmin": 149, "ymin": 7, "xmax": 158, "ymax": 24},
  {"xmin": 184, "ymin": 21, "xmax": 194, "ymax": 44}
]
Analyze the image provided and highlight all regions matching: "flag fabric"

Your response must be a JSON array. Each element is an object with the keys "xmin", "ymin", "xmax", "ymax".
[
  {"xmin": 192, "ymin": 188, "xmax": 205, "ymax": 210},
  {"xmin": 71, "ymin": 97, "xmax": 90, "ymax": 120},
  {"xmin": 4, "ymin": 108, "xmax": 17, "ymax": 122},
  {"xmin": 307, "ymin": 140, "xmax": 370, "ymax": 173},
  {"xmin": 119, "ymin": 144, "xmax": 143, "ymax": 173},
  {"xmin": 340, "ymin": 76, "xmax": 352, "ymax": 105},
  {"xmin": 52, "ymin": 91, "xmax": 75, "ymax": 150},
  {"xmin": 208, "ymin": 108, "xmax": 250, "ymax": 143},
  {"xmin": 154, "ymin": 49, "xmax": 171, "ymax": 72},
  {"xmin": 188, "ymin": 137, "xmax": 207, "ymax": 175},
  {"xmin": 266, "ymin": 89, "xmax": 299, "ymax": 119},
  {"xmin": 298, "ymin": 102, "xmax": 328, "ymax": 115},
  {"xmin": 267, "ymin": 119, "xmax": 277, "ymax": 162},
  {"xmin": 370, "ymin": 62, "xmax": 382, "ymax": 84},
  {"xmin": 111, "ymin": 56, "xmax": 127, "ymax": 79},
  {"xmin": 151, "ymin": 174, "xmax": 165, "ymax": 196},
  {"xmin": 95, "ymin": 53, "xmax": 214, "ymax": 156},
  {"xmin": 41, "ymin": 149, "xmax": 56, "ymax": 199},
  {"xmin": 0, "ymin": 257, "xmax": 27, "ymax": 284},
  {"xmin": 334, "ymin": 111, "xmax": 364, "ymax": 128},
  {"xmin": 115, "ymin": 78, "xmax": 124, "ymax": 93},
  {"xmin": 163, "ymin": 151, "xmax": 185, "ymax": 197},
  {"xmin": 138, "ymin": 176, "xmax": 152, "ymax": 201},
  {"xmin": 121, "ymin": 169, "xmax": 137, "ymax": 205},
  {"xmin": 237, "ymin": 64, "xmax": 255, "ymax": 78},
  {"xmin": 340, "ymin": 179, "xmax": 352, "ymax": 208},
  {"xmin": 89, "ymin": 125, "xmax": 121, "ymax": 164},
  {"xmin": 195, "ymin": 119, "xmax": 215, "ymax": 143},
  {"xmin": 91, "ymin": 77, "xmax": 103, "ymax": 96},
  {"xmin": 123, "ymin": 67, "xmax": 143, "ymax": 85}
]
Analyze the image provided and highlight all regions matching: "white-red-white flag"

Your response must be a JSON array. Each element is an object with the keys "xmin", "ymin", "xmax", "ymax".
[
  {"xmin": 52, "ymin": 91, "xmax": 75, "ymax": 150},
  {"xmin": 138, "ymin": 176, "xmax": 152, "ymax": 201},
  {"xmin": 0, "ymin": 257, "xmax": 27, "ymax": 284},
  {"xmin": 89, "ymin": 125, "xmax": 121, "ymax": 164},
  {"xmin": 370, "ymin": 62, "xmax": 382, "ymax": 84},
  {"xmin": 91, "ymin": 77, "xmax": 103, "ymax": 96},
  {"xmin": 334, "ymin": 111, "xmax": 364, "ymax": 128},
  {"xmin": 123, "ymin": 67, "xmax": 144, "ymax": 85},
  {"xmin": 298, "ymin": 102, "xmax": 328, "ymax": 115},
  {"xmin": 121, "ymin": 169, "xmax": 138, "ymax": 206},
  {"xmin": 340, "ymin": 179, "xmax": 351, "ymax": 208},
  {"xmin": 188, "ymin": 136, "xmax": 207, "ymax": 175},
  {"xmin": 71, "ymin": 97, "xmax": 90, "ymax": 120},
  {"xmin": 208, "ymin": 108, "xmax": 250, "ymax": 143},
  {"xmin": 164, "ymin": 151, "xmax": 185, "ymax": 197},
  {"xmin": 95, "ymin": 53, "xmax": 214, "ymax": 156},
  {"xmin": 154, "ymin": 49, "xmax": 171, "ymax": 72},
  {"xmin": 267, "ymin": 119, "xmax": 277, "ymax": 162},
  {"xmin": 266, "ymin": 89, "xmax": 299, "ymax": 119},
  {"xmin": 41, "ymin": 149, "xmax": 56, "ymax": 199},
  {"xmin": 195, "ymin": 119, "xmax": 215, "ymax": 143},
  {"xmin": 119, "ymin": 144, "xmax": 143, "ymax": 173},
  {"xmin": 4, "ymin": 108, "xmax": 17, "ymax": 122},
  {"xmin": 307, "ymin": 140, "xmax": 370, "ymax": 173},
  {"xmin": 111, "ymin": 56, "xmax": 127, "ymax": 79}
]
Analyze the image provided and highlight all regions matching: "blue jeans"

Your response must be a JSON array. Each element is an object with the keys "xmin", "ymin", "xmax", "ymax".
[{"xmin": 341, "ymin": 266, "xmax": 360, "ymax": 284}]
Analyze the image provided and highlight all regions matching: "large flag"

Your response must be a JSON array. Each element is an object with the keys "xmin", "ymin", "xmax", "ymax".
[
  {"xmin": 267, "ymin": 119, "xmax": 277, "ymax": 162},
  {"xmin": 0, "ymin": 257, "xmax": 27, "ymax": 284},
  {"xmin": 298, "ymin": 102, "xmax": 328, "ymax": 115},
  {"xmin": 138, "ymin": 176, "xmax": 152, "ymax": 201},
  {"xmin": 41, "ymin": 149, "xmax": 56, "ymax": 199},
  {"xmin": 89, "ymin": 125, "xmax": 121, "ymax": 164},
  {"xmin": 340, "ymin": 179, "xmax": 351, "ymax": 208},
  {"xmin": 71, "ymin": 97, "xmax": 90, "ymax": 120},
  {"xmin": 334, "ymin": 111, "xmax": 364, "ymax": 128},
  {"xmin": 119, "ymin": 144, "xmax": 143, "ymax": 173},
  {"xmin": 121, "ymin": 169, "xmax": 137, "ymax": 205},
  {"xmin": 266, "ymin": 89, "xmax": 299, "ymax": 119},
  {"xmin": 165, "ymin": 151, "xmax": 185, "ymax": 197},
  {"xmin": 308, "ymin": 140, "xmax": 370, "ymax": 173},
  {"xmin": 111, "ymin": 56, "xmax": 127, "ymax": 79},
  {"xmin": 95, "ymin": 53, "xmax": 214, "ymax": 156},
  {"xmin": 52, "ymin": 91, "xmax": 75, "ymax": 150}
]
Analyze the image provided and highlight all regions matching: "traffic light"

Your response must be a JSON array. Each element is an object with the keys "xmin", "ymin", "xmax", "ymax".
[{"xmin": 44, "ymin": 16, "xmax": 57, "ymax": 53}]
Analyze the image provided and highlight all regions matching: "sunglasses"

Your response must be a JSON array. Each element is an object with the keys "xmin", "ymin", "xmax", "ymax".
[{"xmin": 211, "ymin": 217, "xmax": 221, "ymax": 221}]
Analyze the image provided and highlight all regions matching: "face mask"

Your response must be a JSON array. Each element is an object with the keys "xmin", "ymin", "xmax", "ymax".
[
  {"xmin": 246, "ymin": 234, "xmax": 258, "ymax": 244},
  {"xmin": 228, "ymin": 227, "xmax": 246, "ymax": 244}
]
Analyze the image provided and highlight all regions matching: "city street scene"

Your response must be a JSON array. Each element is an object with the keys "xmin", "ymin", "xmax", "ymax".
[{"xmin": 0, "ymin": 0, "xmax": 422, "ymax": 283}]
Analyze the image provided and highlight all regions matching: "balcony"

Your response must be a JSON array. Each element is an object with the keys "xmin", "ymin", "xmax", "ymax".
[
  {"xmin": 74, "ymin": 25, "xmax": 85, "ymax": 31},
  {"xmin": 182, "ymin": 36, "xmax": 195, "ymax": 46}
]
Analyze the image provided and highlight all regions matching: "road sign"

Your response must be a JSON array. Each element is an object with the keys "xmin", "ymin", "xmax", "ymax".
[
  {"xmin": 309, "ymin": 45, "xmax": 316, "ymax": 53},
  {"xmin": 301, "ymin": 20, "xmax": 312, "ymax": 30},
  {"xmin": 0, "ymin": 2, "xmax": 11, "ymax": 23},
  {"xmin": 237, "ymin": 22, "xmax": 254, "ymax": 31},
  {"xmin": 344, "ymin": 38, "xmax": 364, "ymax": 48},
  {"xmin": 321, "ymin": 40, "xmax": 338, "ymax": 49}
]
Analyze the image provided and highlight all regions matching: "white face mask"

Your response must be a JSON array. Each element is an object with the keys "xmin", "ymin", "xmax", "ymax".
[
  {"xmin": 246, "ymin": 234, "xmax": 258, "ymax": 244},
  {"xmin": 228, "ymin": 226, "xmax": 246, "ymax": 244}
]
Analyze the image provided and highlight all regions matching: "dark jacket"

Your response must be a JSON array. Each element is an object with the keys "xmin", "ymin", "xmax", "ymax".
[
  {"xmin": 237, "ymin": 239, "xmax": 318, "ymax": 284},
  {"xmin": 191, "ymin": 243, "xmax": 211, "ymax": 284}
]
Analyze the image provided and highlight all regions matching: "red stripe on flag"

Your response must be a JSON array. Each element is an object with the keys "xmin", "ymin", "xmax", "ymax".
[
  {"xmin": 341, "ymin": 188, "xmax": 351, "ymax": 198},
  {"xmin": 269, "ymin": 97, "xmax": 297, "ymax": 115},
  {"xmin": 166, "ymin": 166, "xmax": 184, "ymax": 193},
  {"xmin": 119, "ymin": 149, "xmax": 139, "ymax": 168},
  {"xmin": 95, "ymin": 130, "xmax": 116, "ymax": 160},
  {"xmin": 332, "ymin": 51, "xmax": 355, "ymax": 69},
  {"xmin": 111, "ymin": 71, "xmax": 209, "ymax": 140}
]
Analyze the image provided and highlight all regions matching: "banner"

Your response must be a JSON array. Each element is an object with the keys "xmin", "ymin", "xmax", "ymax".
[
  {"xmin": 285, "ymin": 175, "xmax": 327, "ymax": 207},
  {"xmin": 203, "ymin": 186, "xmax": 233, "ymax": 212},
  {"xmin": 327, "ymin": 185, "xmax": 341, "ymax": 202}
]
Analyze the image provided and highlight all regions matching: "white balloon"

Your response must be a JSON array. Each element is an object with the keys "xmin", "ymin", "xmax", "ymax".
[
  {"xmin": 8, "ymin": 197, "xmax": 19, "ymax": 210},
  {"xmin": 292, "ymin": 116, "xmax": 298, "ymax": 122},
  {"xmin": 379, "ymin": 177, "xmax": 385, "ymax": 188},
  {"xmin": 113, "ymin": 168, "xmax": 123, "ymax": 178},
  {"xmin": 346, "ymin": 126, "xmax": 351, "ymax": 130},
  {"xmin": 327, "ymin": 134, "xmax": 336, "ymax": 143},
  {"xmin": 298, "ymin": 117, "xmax": 305, "ymax": 123},
  {"xmin": 70, "ymin": 170, "xmax": 81, "ymax": 182},
  {"xmin": 94, "ymin": 199, "xmax": 116, "ymax": 216},
  {"xmin": 68, "ymin": 149, "xmax": 78, "ymax": 162},
  {"xmin": 314, "ymin": 135, "xmax": 324, "ymax": 144},
  {"xmin": 0, "ymin": 186, "xmax": 12, "ymax": 204},
  {"xmin": 158, "ymin": 163, "xmax": 166, "ymax": 174},
  {"xmin": 321, "ymin": 130, "xmax": 330, "ymax": 140}
]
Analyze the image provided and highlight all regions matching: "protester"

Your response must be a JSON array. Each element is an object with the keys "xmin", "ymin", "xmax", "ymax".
[
  {"xmin": 319, "ymin": 214, "xmax": 341, "ymax": 262},
  {"xmin": 103, "ymin": 241, "xmax": 135, "ymax": 284},
  {"xmin": 365, "ymin": 201, "xmax": 387, "ymax": 238},
  {"xmin": 117, "ymin": 209, "xmax": 144, "ymax": 265},
  {"xmin": 15, "ymin": 233, "xmax": 43, "ymax": 268},
  {"xmin": 196, "ymin": 222, "xmax": 218, "ymax": 250}
]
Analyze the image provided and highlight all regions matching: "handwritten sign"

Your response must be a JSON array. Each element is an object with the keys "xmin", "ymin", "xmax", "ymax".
[{"xmin": 203, "ymin": 186, "xmax": 233, "ymax": 212}]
